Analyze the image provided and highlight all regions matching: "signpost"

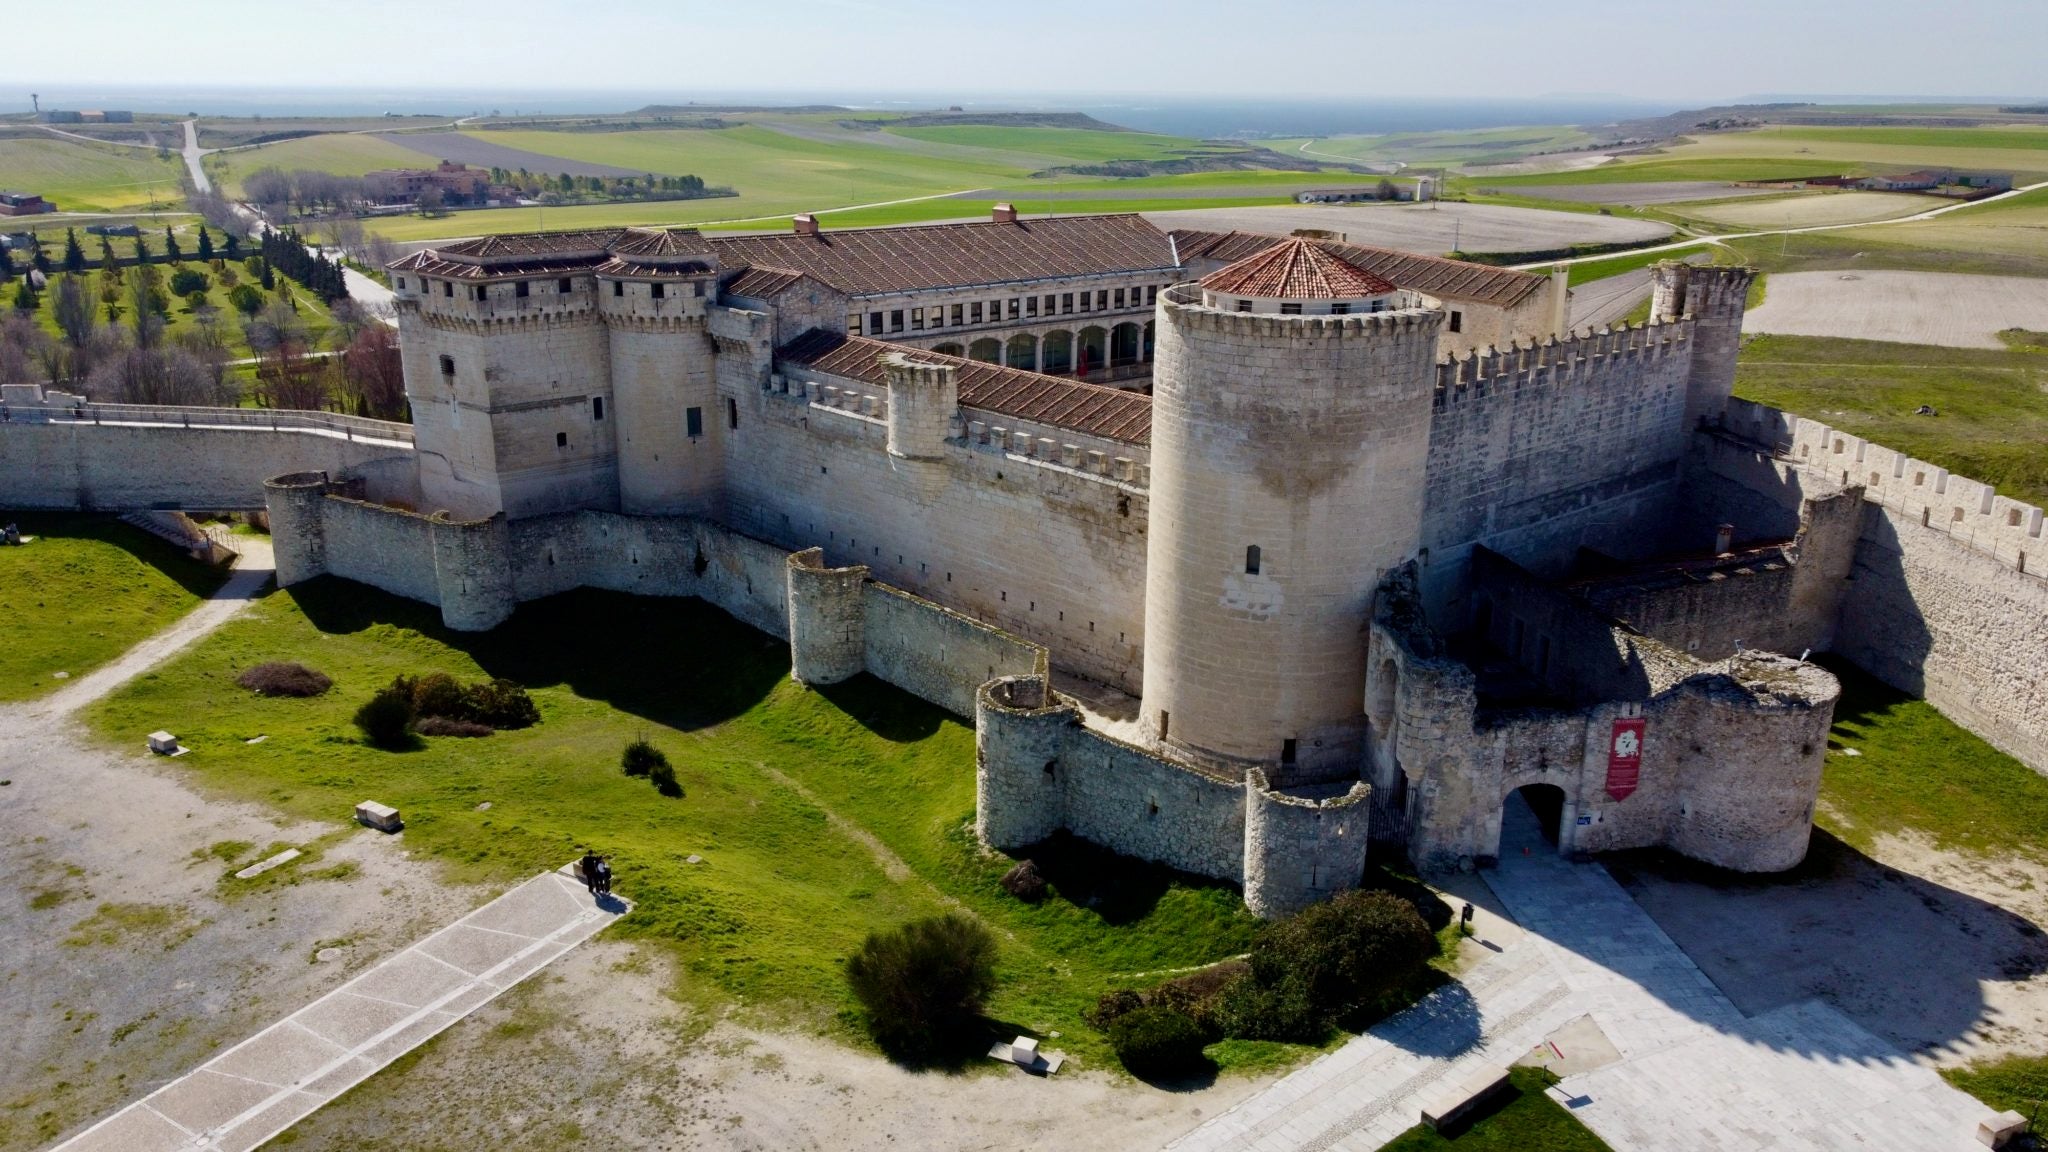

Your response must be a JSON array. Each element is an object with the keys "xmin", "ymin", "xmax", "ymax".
[{"xmin": 1606, "ymin": 717, "xmax": 1645, "ymax": 801}]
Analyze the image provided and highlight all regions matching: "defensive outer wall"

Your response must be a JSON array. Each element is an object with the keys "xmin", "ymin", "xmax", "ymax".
[{"xmin": 263, "ymin": 470, "xmax": 1371, "ymax": 916}]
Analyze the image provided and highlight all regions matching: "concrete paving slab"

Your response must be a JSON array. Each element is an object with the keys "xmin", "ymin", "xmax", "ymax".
[{"xmin": 47, "ymin": 870, "xmax": 628, "ymax": 1152}]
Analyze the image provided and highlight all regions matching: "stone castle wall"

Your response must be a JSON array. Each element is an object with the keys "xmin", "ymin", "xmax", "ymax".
[
  {"xmin": 1418, "ymin": 320, "xmax": 1700, "ymax": 620},
  {"xmin": 1698, "ymin": 399, "xmax": 2048, "ymax": 772},
  {"xmin": 0, "ymin": 419, "xmax": 411, "ymax": 511}
]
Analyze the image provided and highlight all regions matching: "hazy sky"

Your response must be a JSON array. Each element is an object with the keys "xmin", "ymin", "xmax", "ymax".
[{"xmin": 18, "ymin": 0, "xmax": 2048, "ymax": 102}]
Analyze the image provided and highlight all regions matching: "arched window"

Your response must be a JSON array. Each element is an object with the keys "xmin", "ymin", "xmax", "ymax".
[{"xmin": 1245, "ymin": 545, "xmax": 1261, "ymax": 575}]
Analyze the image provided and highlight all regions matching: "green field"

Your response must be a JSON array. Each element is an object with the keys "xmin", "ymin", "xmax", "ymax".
[
  {"xmin": 0, "ymin": 137, "xmax": 186, "ymax": 212},
  {"xmin": 0, "ymin": 514, "xmax": 226, "ymax": 701},
  {"xmin": 208, "ymin": 133, "xmax": 440, "ymax": 195},
  {"xmin": 1273, "ymin": 125, "xmax": 1600, "ymax": 169},
  {"xmin": 19, "ymin": 263, "xmax": 341, "ymax": 368},
  {"xmin": 1735, "ymin": 332, "xmax": 2048, "ymax": 505},
  {"xmin": 884, "ymin": 123, "xmax": 1230, "ymax": 165},
  {"xmin": 1860, "ymin": 185, "xmax": 2048, "ymax": 259},
  {"xmin": 81, "ymin": 578, "xmax": 1267, "ymax": 1069}
]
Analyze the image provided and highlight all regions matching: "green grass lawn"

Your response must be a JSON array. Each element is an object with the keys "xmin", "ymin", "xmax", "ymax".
[
  {"xmin": 1458, "ymin": 156, "xmax": 1859, "ymax": 189},
  {"xmin": 883, "ymin": 124, "xmax": 1226, "ymax": 165},
  {"xmin": 1380, "ymin": 1068, "xmax": 1613, "ymax": 1151},
  {"xmin": 1733, "ymin": 333, "xmax": 2048, "ymax": 505},
  {"xmin": 1943, "ymin": 1053, "xmax": 2048, "ymax": 1118},
  {"xmin": 1815, "ymin": 657, "xmax": 2048, "ymax": 861},
  {"xmin": 208, "ymin": 133, "xmax": 438, "ymax": 196},
  {"xmin": 0, "ymin": 137, "xmax": 187, "ymax": 212},
  {"xmin": 0, "ymin": 513, "xmax": 227, "ymax": 702},
  {"xmin": 80, "ymin": 578, "xmax": 1263, "ymax": 1069}
]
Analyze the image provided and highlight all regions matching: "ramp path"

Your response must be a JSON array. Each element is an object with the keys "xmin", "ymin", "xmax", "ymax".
[
  {"xmin": 47, "ymin": 869, "xmax": 628, "ymax": 1152},
  {"xmin": 1166, "ymin": 796, "xmax": 1996, "ymax": 1152}
]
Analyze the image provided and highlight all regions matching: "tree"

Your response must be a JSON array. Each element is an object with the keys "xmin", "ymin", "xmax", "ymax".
[
  {"xmin": 258, "ymin": 257, "xmax": 274, "ymax": 290},
  {"xmin": 196, "ymin": 226, "xmax": 214, "ymax": 263},
  {"xmin": 223, "ymin": 232, "xmax": 240, "ymax": 260},
  {"xmin": 844, "ymin": 914, "xmax": 997, "ymax": 1059},
  {"xmin": 98, "ymin": 235, "xmax": 116, "ymax": 267},
  {"xmin": 62, "ymin": 228, "xmax": 85, "ymax": 274},
  {"xmin": 354, "ymin": 681, "xmax": 417, "ymax": 749},
  {"xmin": 169, "ymin": 267, "xmax": 209, "ymax": 297},
  {"xmin": 164, "ymin": 227, "xmax": 183, "ymax": 264},
  {"xmin": 11, "ymin": 280, "xmax": 36, "ymax": 315},
  {"xmin": 126, "ymin": 267, "xmax": 167, "ymax": 349},
  {"xmin": 228, "ymin": 283, "xmax": 264, "ymax": 316},
  {"xmin": 53, "ymin": 276, "xmax": 96, "ymax": 346},
  {"xmin": 133, "ymin": 233, "xmax": 150, "ymax": 264},
  {"xmin": 339, "ymin": 322, "xmax": 407, "ymax": 420},
  {"xmin": 31, "ymin": 238, "xmax": 51, "ymax": 276},
  {"xmin": 0, "ymin": 244, "xmax": 13, "ymax": 282}
]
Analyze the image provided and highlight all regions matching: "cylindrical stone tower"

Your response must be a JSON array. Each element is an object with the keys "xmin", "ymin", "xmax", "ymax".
[
  {"xmin": 1668, "ymin": 652, "xmax": 1837, "ymax": 872},
  {"xmin": 263, "ymin": 471, "xmax": 334, "ymax": 587},
  {"xmin": 974, "ymin": 675, "xmax": 1078, "ymax": 850},
  {"xmin": 881, "ymin": 352, "xmax": 957, "ymax": 461},
  {"xmin": 1242, "ymin": 769, "xmax": 1373, "ymax": 918},
  {"xmin": 1144, "ymin": 240, "xmax": 1444, "ymax": 781},
  {"xmin": 785, "ymin": 547, "xmax": 869, "ymax": 685}
]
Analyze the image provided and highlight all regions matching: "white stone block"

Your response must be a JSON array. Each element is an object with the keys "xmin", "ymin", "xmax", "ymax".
[
  {"xmin": 355, "ymin": 800, "xmax": 404, "ymax": 833},
  {"xmin": 147, "ymin": 731, "xmax": 179, "ymax": 754},
  {"xmin": 1010, "ymin": 1036, "xmax": 1039, "ymax": 1066},
  {"xmin": 1978, "ymin": 1110, "xmax": 2028, "ymax": 1149}
]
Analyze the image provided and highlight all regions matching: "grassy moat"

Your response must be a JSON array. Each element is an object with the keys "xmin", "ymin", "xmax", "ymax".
[{"xmin": 81, "ymin": 576, "xmax": 1264, "ymax": 1070}]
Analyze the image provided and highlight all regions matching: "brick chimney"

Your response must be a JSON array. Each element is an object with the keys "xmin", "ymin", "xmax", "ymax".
[
  {"xmin": 793, "ymin": 213, "xmax": 819, "ymax": 236},
  {"xmin": 991, "ymin": 203, "xmax": 1018, "ymax": 224}
]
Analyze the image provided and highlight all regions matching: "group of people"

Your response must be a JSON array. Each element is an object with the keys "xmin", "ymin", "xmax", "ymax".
[{"xmin": 577, "ymin": 850, "xmax": 613, "ymax": 898}]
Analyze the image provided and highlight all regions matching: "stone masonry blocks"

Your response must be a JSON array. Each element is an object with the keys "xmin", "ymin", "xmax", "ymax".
[{"xmin": 785, "ymin": 547, "xmax": 869, "ymax": 685}]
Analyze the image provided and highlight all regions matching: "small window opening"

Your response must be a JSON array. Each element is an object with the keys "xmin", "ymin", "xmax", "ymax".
[
  {"xmin": 1280, "ymin": 302, "xmax": 1303, "ymax": 315},
  {"xmin": 439, "ymin": 354, "xmax": 454, "ymax": 377},
  {"xmin": 1159, "ymin": 710, "xmax": 1170, "ymax": 740},
  {"xmin": 612, "ymin": 281, "xmax": 624, "ymax": 297},
  {"xmin": 1281, "ymin": 739, "xmax": 1298, "ymax": 765},
  {"xmin": 1245, "ymin": 544, "xmax": 1261, "ymax": 575},
  {"xmin": 727, "ymin": 397, "xmax": 738, "ymax": 430},
  {"xmin": 1236, "ymin": 299, "xmax": 1253, "ymax": 312},
  {"xmin": 558, "ymin": 277, "xmax": 573, "ymax": 293},
  {"xmin": 591, "ymin": 396, "xmax": 605, "ymax": 421},
  {"xmin": 686, "ymin": 406, "xmax": 704, "ymax": 437},
  {"xmin": 555, "ymin": 432, "xmax": 568, "ymax": 448},
  {"xmin": 515, "ymin": 280, "xmax": 530, "ymax": 298},
  {"xmin": 651, "ymin": 282, "xmax": 666, "ymax": 299},
  {"xmin": 1449, "ymin": 310, "xmax": 1463, "ymax": 333}
]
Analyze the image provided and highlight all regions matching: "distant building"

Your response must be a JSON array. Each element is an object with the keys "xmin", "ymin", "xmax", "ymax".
[
  {"xmin": 0, "ymin": 192, "xmax": 56, "ymax": 217},
  {"xmin": 362, "ymin": 161, "xmax": 491, "ymax": 206},
  {"xmin": 1850, "ymin": 168, "xmax": 2013, "ymax": 193}
]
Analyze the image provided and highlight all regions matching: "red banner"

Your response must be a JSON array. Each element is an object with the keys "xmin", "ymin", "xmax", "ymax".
[{"xmin": 1606, "ymin": 717, "xmax": 1645, "ymax": 801}]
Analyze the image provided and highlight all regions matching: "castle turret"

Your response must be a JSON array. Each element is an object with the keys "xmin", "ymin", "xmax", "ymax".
[
  {"xmin": 881, "ymin": 352, "xmax": 957, "ymax": 461},
  {"xmin": 600, "ymin": 229, "xmax": 722, "ymax": 516},
  {"xmin": 785, "ymin": 547, "xmax": 869, "ymax": 685},
  {"xmin": 1145, "ymin": 240, "xmax": 1444, "ymax": 781},
  {"xmin": 1651, "ymin": 262, "xmax": 1757, "ymax": 430}
]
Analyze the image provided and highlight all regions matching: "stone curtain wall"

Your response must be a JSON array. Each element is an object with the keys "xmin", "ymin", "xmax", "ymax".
[
  {"xmin": 863, "ymin": 583, "xmax": 1043, "ymax": 718},
  {"xmin": 1700, "ymin": 400, "xmax": 2048, "ymax": 773},
  {"xmin": 720, "ymin": 357, "xmax": 1150, "ymax": 693},
  {"xmin": 0, "ymin": 420, "xmax": 412, "ymax": 511},
  {"xmin": 1418, "ymin": 321, "xmax": 1699, "ymax": 619}
]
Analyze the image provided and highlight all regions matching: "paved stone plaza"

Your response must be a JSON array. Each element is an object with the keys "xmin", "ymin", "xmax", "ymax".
[
  {"xmin": 49, "ymin": 870, "xmax": 626, "ymax": 1152},
  {"xmin": 1166, "ymin": 797, "xmax": 1999, "ymax": 1152}
]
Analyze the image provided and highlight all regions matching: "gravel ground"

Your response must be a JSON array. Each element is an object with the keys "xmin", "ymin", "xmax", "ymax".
[
  {"xmin": 1685, "ymin": 191, "xmax": 1948, "ymax": 229},
  {"xmin": 1746, "ymin": 270, "xmax": 2048, "ymax": 348},
  {"xmin": 1142, "ymin": 201, "xmax": 1672, "ymax": 255}
]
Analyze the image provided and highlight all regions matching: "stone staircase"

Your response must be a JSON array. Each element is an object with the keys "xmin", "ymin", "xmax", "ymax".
[{"xmin": 119, "ymin": 510, "xmax": 238, "ymax": 565}]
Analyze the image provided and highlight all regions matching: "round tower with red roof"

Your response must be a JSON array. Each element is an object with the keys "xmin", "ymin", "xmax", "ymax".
[{"xmin": 1144, "ymin": 239, "xmax": 1444, "ymax": 784}]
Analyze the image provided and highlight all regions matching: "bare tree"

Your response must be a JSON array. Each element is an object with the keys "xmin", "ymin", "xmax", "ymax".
[
  {"xmin": 245, "ymin": 297, "xmax": 326, "ymax": 410},
  {"xmin": 53, "ymin": 275, "xmax": 97, "ymax": 346},
  {"xmin": 243, "ymin": 166, "xmax": 296, "ymax": 220},
  {"xmin": 174, "ymin": 315, "xmax": 239, "ymax": 405},
  {"xmin": 0, "ymin": 315, "xmax": 52, "ymax": 385},
  {"xmin": 126, "ymin": 266, "xmax": 166, "ymax": 349},
  {"xmin": 339, "ymin": 322, "xmax": 406, "ymax": 420},
  {"xmin": 91, "ymin": 346, "xmax": 218, "ymax": 405}
]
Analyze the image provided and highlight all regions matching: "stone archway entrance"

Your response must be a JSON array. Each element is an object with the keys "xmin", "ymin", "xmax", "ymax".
[{"xmin": 1500, "ymin": 782, "xmax": 1571, "ymax": 860}]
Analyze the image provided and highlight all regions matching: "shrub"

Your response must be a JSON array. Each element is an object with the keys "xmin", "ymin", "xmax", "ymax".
[
  {"xmin": 1248, "ymin": 890, "xmax": 1437, "ymax": 1022},
  {"xmin": 228, "ymin": 283, "xmax": 263, "ymax": 315},
  {"xmin": 169, "ymin": 267, "xmax": 208, "ymax": 296},
  {"xmin": 999, "ymin": 858, "xmax": 1047, "ymax": 903},
  {"xmin": 416, "ymin": 715, "xmax": 492, "ymax": 737},
  {"xmin": 621, "ymin": 738, "xmax": 667, "ymax": 778},
  {"xmin": 1148, "ymin": 960, "xmax": 1245, "ymax": 1035},
  {"xmin": 463, "ymin": 678, "xmax": 539, "ymax": 729},
  {"xmin": 410, "ymin": 671, "xmax": 467, "ymax": 720},
  {"xmin": 648, "ymin": 761, "xmax": 684, "ymax": 798},
  {"xmin": 1084, "ymin": 988, "xmax": 1144, "ymax": 1031},
  {"xmin": 1108, "ymin": 1006, "xmax": 1210, "ymax": 1080},
  {"xmin": 235, "ymin": 661, "xmax": 331, "ymax": 698},
  {"xmin": 845, "ymin": 914, "xmax": 997, "ymax": 1058},
  {"xmin": 1209, "ymin": 967, "xmax": 1322, "ymax": 1042},
  {"xmin": 353, "ymin": 682, "xmax": 416, "ymax": 749}
]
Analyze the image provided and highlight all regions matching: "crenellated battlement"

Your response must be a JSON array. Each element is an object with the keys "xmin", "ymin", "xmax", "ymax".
[
  {"xmin": 1432, "ymin": 318, "xmax": 1694, "ymax": 411},
  {"xmin": 1720, "ymin": 398, "xmax": 2046, "ymax": 578}
]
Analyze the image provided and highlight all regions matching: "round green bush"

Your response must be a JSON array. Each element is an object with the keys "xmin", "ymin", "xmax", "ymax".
[
  {"xmin": 1083, "ymin": 988, "xmax": 1144, "ymax": 1031},
  {"xmin": 352, "ymin": 684, "xmax": 416, "ymax": 749},
  {"xmin": 464, "ymin": 678, "xmax": 539, "ymax": 729},
  {"xmin": 1108, "ymin": 1005, "xmax": 1210, "ymax": 1080},
  {"xmin": 649, "ymin": 761, "xmax": 684, "ymax": 799},
  {"xmin": 845, "ymin": 914, "xmax": 997, "ymax": 1058},
  {"xmin": 621, "ymin": 738, "xmax": 667, "ymax": 778},
  {"xmin": 1249, "ymin": 889, "xmax": 1437, "ymax": 1021},
  {"xmin": 410, "ymin": 671, "xmax": 466, "ymax": 720},
  {"xmin": 169, "ymin": 267, "xmax": 209, "ymax": 296},
  {"xmin": 228, "ymin": 283, "xmax": 264, "ymax": 315}
]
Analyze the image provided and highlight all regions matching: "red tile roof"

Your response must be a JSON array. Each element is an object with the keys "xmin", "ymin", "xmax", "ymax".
[
  {"xmin": 611, "ymin": 227, "xmax": 717, "ymax": 261},
  {"xmin": 710, "ymin": 214, "xmax": 1179, "ymax": 298},
  {"xmin": 777, "ymin": 331, "xmax": 1151, "ymax": 446},
  {"xmin": 722, "ymin": 266, "xmax": 811, "ymax": 299},
  {"xmin": 1198, "ymin": 238, "xmax": 1396, "ymax": 299},
  {"xmin": 1171, "ymin": 229, "xmax": 1544, "ymax": 308}
]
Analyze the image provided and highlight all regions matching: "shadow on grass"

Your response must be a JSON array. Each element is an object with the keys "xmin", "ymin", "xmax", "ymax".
[
  {"xmin": 814, "ymin": 675, "xmax": 947, "ymax": 743},
  {"xmin": 1003, "ymin": 830, "xmax": 1246, "ymax": 927},
  {"xmin": 288, "ymin": 578, "xmax": 794, "ymax": 733}
]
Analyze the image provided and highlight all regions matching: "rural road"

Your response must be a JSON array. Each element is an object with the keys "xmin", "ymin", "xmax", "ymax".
[
  {"xmin": 180, "ymin": 119, "xmax": 210, "ymax": 193},
  {"xmin": 1511, "ymin": 179, "xmax": 2048, "ymax": 272}
]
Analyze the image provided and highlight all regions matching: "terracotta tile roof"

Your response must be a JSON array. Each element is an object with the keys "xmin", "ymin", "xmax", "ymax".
[
  {"xmin": 594, "ymin": 257, "xmax": 714, "ymax": 278},
  {"xmin": 1170, "ymin": 229, "xmax": 1544, "ymax": 308},
  {"xmin": 430, "ymin": 230, "xmax": 622, "ymax": 261},
  {"xmin": 777, "ymin": 331, "xmax": 1151, "ymax": 445},
  {"xmin": 722, "ymin": 266, "xmax": 811, "ymax": 299},
  {"xmin": 389, "ymin": 251, "xmax": 609, "ymax": 280},
  {"xmin": 711, "ymin": 214, "xmax": 1180, "ymax": 298},
  {"xmin": 1199, "ymin": 237, "xmax": 1396, "ymax": 298},
  {"xmin": 611, "ymin": 227, "xmax": 717, "ymax": 261}
]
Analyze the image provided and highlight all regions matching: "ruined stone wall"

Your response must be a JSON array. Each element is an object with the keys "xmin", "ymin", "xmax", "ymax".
[
  {"xmin": 1420, "ymin": 321, "xmax": 1698, "ymax": 621},
  {"xmin": 0, "ymin": 419, "xmax": 412, "ymax": 511},
  {"xmin": 1698, "ymin": 400, "xmax": 2048, "ymax": 772},
  {"xmin": 719, "ymin": 362, "xmax": 1150, "ymax": 693}
]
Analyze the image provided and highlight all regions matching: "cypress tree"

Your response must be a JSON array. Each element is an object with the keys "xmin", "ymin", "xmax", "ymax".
[
  {"xmin": 31, "ymin": 238, "xmax": 51, "ymax": 276},
  {"xmin": 224, "ymin": 232, "xmax": 240, "ymax": 259},
  {"xmin": 259, "ymin": 258, "xmax": 274, "ymax": 290},
  {"xmin": 165, "ymin": 227, "xmax": 183, "ymax": 263},
  {"xmin": 63, "ymin": 228, "xmax": 85, "ymax": 274},
  {"xmin": 134, "ymin": 233, "xmax": 151, "ymax": 263},
  {"xmin": 12, "ymin": 279, "xmax": 35, "ymax": 313},
  {"xmin": 197, "ymin": 226, "xmax": 214, "ymax": 263},
  {"xmin": 99, "ymin": 235, "xmax": 117, "ymax": 266},
  {"xmin": 0, "ymin": 244, "xmax": 14, "ymax": 282}
]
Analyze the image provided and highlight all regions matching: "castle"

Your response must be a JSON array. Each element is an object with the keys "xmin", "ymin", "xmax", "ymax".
[{"xmin": 6, "ymin": 208, "xmax": 2044, "ymax": 917}]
